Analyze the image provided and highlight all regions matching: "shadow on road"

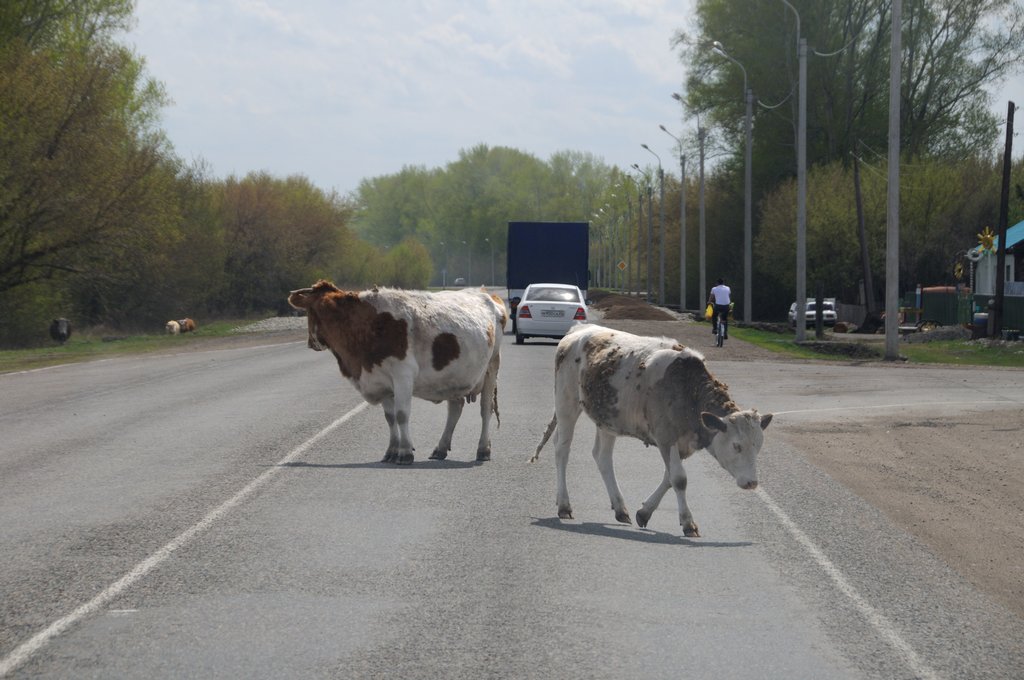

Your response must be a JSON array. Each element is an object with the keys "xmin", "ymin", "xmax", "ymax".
[{"xmin": 530, "ymin": 516, "xmax": 753, "ymax": 548}]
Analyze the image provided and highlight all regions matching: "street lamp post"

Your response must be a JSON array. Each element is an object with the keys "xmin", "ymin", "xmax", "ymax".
[
  {"xmin": 710, "ymin": 40, "xmax": 754, "ymax": 323},
  {"xmin": 439, "ymin": 241, "xmax": 448, "ymax": 287},
  {"xmin": 641, "ymin": 144, "xmax": 666, "ymax": 305},
  {"xmin": 485, "ymin": 237, "xmax": 493, "ymax": 286},
  {"xmin": 659, "ymin": 125, "xmax": 686, "ymax": 310},
  {"xmin": 461, "ymin": 240, "xmax": 471, "ymax": 285},
  {"xmin": 631, "ymin": 164, "xmax": 653, "ymax": 300}
]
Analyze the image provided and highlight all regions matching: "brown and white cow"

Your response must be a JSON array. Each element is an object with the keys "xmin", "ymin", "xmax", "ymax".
[
  {"xmin": 530, "ymin": 324, "xmax": 772, "ymax": 537},
  {"xmin": 288, "ymin": 280, "xmax": 507, "ymax": 465}
]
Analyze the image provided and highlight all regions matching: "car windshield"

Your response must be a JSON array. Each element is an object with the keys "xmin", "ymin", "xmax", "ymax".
[
  {"xmin": 807, "ymin": 302, "xmax": 834, "ymax": 311},
  {"xmin": 527, "ymin": 287, "xmax": 580, "ymax": 303}
]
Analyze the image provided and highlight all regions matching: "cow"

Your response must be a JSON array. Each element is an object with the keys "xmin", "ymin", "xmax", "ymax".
[
  {"xmin": 530, "ymin": 324, "xmax": 772, "ymax": 537},
  {"xmin": 49, "ymin": 318, "xmax": 72, "ymax": 344},
  {"xmin": 165, "ymin": 320, "xmax": 181, "ymax": 335},
  {"xmin": 287, "ymin": 280, "xmax": 508, "ymax": 465},
  {"xmin": 177, "ymin": 318, "xmax": 196, "ymax": 333}
]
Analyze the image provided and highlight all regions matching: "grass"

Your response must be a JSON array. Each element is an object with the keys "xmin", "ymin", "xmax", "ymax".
[
  {"xmin": 728, "ymin": 327, "xmax": 844, "ymax": 361},
  {"xmin": 899, "ymin": 340, "xmax": 1024, "ymax": 367},
  {"xmin": 732, "ymin": 326, "xmax": 1024, "ymax": 367},
  {"xmin": 0, "ymin": 319, "xmax": 261, "ymax": 374}
]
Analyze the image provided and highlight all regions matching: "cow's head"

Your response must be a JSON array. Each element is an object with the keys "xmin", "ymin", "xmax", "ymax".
[
  {"xmin": 288, "ymin": 280, "xmax": 341, "ymax": 351},
  {"xmin": 700, "ymin": 410, "xmax": 773, "ymax": 490}
]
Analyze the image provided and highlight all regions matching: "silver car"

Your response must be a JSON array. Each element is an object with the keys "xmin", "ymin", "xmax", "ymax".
[{"xmin": 515, "ymin": 283, "xmax": 588, "ymax": 345}]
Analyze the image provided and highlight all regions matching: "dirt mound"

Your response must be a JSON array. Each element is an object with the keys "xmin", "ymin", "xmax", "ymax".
[
  {"xmin": 588, "ymin": 291, "xmax": 676, "ymax": 321},
  {"xmin": 798, "ymin": 340, "xmax": 883, "ymax": 360}
]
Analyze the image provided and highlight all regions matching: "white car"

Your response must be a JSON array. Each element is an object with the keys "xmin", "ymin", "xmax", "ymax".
[
  {"xmin": 789, "ymin": 299, "xmax": 838, "ymax": 327},
  {"xmin": 515, "ymin": 283, "xmax": 588, "ymax": 344}
]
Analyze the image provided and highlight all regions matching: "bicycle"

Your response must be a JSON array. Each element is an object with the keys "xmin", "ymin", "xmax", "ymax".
[{"xmin": 716, "ymin": 313, "xmax": 727, "ymax": 347}]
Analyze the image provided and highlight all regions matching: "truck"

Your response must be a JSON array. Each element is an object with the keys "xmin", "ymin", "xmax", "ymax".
[
  {"xmin": 506, "ymin": 221, "xmax": 589, "ymax": 300},
  {"xmin": 506, "ymin": 221, "xmax": 590, "ymax": 336}
]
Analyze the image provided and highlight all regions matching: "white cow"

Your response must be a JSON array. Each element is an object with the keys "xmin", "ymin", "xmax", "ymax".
[
  {"xmin": 531, "ymin": 324, "xmax": 772, "ymax": 536},
  {"xmin": 288, "ymin": 280, "xmax": 507, "ymax": 465}
]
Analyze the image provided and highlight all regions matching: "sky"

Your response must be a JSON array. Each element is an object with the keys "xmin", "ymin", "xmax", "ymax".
[
  {"xmin": 126, "ymin": 1, "xmax": 1022, "ymax": 199},
  {"xmin": 126, "ymin": 0, "xmax": 700, "ymax": 197}
]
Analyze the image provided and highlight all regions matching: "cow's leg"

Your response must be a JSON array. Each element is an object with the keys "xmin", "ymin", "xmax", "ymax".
[
  {"xmin": 553, "ymin": 402, "xmax": 582, "ymax": 520},
  {"xmin": 592, "ymin": 429, "xmax": 630, "ymax": 524},
  {"xmin": 636, "ymin": 447, "xmax": 673, "ymax": 528},
  {"xmin": 473, "ymin": 352, "xmax": 501, "ymax": 461},
  {"xmin": 390, "ymin": 374, "xmax": 416, "ymax": 465},
  {"xmin": 381, "ymin": 398, "xmax": 401, "ymax": 464},
  {"xmin": 665, "ymin": 443, "xmax": 699, "ymax": 537},
  {"xmin": 430, "ymin": 398, "xmax": 464, "ymax": 460}
]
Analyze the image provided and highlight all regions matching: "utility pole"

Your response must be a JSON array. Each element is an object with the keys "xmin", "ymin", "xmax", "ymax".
[
  {"xmin": 994, "ymin": 100, "xmax": 1016, "ymax": 336},
  {"xmin": 698, "ymin": 126, "xmax": 707, "ymax": 306},
  {"xmin": 884, "ymin": 0, "xmax": 902, "ymax": 360}
]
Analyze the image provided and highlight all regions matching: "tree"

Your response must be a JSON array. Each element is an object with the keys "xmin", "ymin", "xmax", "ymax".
[
  {"xmin": 217, "ymin": 172, "xmax": 352, "ymax": 314},
  {"xmin": 678, "ymin": 0, "xmax": 1023, "ymax": 167}
]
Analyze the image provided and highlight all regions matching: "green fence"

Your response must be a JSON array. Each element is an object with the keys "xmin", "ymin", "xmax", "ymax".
[
  {"xmin": 899, "ymin": 289, "xmax": 1024, "ymax": 329},
  {"xmin": 973, "ymin": 295, "xmax": 1024, "ymax": 331}
]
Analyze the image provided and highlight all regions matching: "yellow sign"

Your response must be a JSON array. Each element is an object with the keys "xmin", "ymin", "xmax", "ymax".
[
  {"xmin": 978, "ymin": 226, "xmax": 995, "ymax": 251},
  {"xmin": 617, "ymin": 260, "xmax": 626, "ymax": 271}
]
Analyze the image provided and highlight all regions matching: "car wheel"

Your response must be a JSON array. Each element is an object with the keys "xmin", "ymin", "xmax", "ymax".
[{"xmin": 515, "ymin": 333, "xmax": 524, "ymax": 345}]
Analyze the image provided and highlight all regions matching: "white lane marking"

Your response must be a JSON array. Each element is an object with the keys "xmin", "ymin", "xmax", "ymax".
[
  {"xmin": 756, "ymin": 487, "xmax": 942, "ymax": 680},
  {"xmin": 771, "ymin": 399, "xmax": 1016, "ymax": 417},
  {"xmin": 0, "ymin": 402, "xmax": 368, "ymax": 678}
]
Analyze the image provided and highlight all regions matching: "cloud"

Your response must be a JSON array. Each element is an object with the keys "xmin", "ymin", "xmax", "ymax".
[{"xmin": 129, "ymin": 0, "xmax": 696, "ymax": 193}]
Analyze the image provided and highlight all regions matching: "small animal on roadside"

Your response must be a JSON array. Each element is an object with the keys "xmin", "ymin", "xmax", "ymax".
[
  {"xmin": 177, "ymin": 318, "xmax": 196, "ymax": 333},
  {"xmin": 531, "ymin": 323, "xmax": 772, "ymax": 537},
  {"xmin": 49, "ymin": 318, "xmax": 72, "ymax": 344},
  {"xmin": 287, "ymin": 280, "xmax": 507, "ymax": 465},
  {"xmin": 165, "ymin": 320, "xmax": 180, "ymax": 335}
]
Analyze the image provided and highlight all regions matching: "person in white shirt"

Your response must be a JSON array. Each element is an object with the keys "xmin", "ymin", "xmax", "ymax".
[{"xmin": 708, "ymin": 278, "xmax": 732, "ymax": 339}]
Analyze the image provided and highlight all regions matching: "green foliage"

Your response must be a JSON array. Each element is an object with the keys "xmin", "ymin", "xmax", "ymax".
[
  {"xmin": 386, "ymin": 238, "xmax": 433, "ymax": 289},
  {"xmin": 216, "ymin": 172, "xmax": 353, "ymax": 314},
  {"xmin": 352, "ymin": 144, "xmax": 620, "ymax": 287}
]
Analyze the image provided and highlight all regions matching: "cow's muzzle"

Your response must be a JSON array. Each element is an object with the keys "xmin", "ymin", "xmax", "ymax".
[{"xmin": 739, "ymin": 480, "xmax": 758, "ymax": 490}]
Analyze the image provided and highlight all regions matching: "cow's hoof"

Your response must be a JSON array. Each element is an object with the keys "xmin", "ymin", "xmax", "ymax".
[
  {"xmin": 615, "ymin": 510, "xmax": 632, "ymax": 525},
  {"xmin": 429, "ymin": 449, "xmax": 448, "ymax": 460},
  {"xmin": 396, "ymin": 452, "xmax": 414, "ymax": 465},
  {"xmin": 475, "ymin": 450, "xmax": 491, "ymax": 462},
  {"xmin": 557, "ymin": 507, "xmax": 574, "ymax": 520},
  {"xmin": 636, "ymin": 508, "xmax": 651, "ymax": 528},
  {"xmin": 683, "ymin": 523, "xmax": 701, "ymax": 538},
  {"xmin": 381, "ymin": 451, "xmax": 397, "ymax": 464}
]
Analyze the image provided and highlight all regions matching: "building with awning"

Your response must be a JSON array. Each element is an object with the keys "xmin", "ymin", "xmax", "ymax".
[{"xmin": 970, "ymin": 220, "xmax": 1024, "ymax": 297}]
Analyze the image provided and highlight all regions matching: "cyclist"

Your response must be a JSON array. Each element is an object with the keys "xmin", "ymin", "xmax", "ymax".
[{"xmin": 708, "ymin": 278, "xmax": 732, "ymax": 340}]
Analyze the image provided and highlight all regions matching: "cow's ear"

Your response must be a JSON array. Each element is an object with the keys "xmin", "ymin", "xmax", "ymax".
[
  {"xmin": 759, "ymin": 413, "xmax": 773, "ymax": 430},
  {"xmin": 701, "ymin": 412, "xmax": 728, "ymax": 432}
]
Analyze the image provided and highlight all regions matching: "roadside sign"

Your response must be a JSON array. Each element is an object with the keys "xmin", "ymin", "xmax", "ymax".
[{"xmin": 617, "ymin": 260, "xmax": 626, "ymax": 271}]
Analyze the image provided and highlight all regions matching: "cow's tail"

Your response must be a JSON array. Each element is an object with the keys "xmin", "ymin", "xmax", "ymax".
[{"xmin": 529, "ymin": 413, "xmax": 558, "ymax": 463}]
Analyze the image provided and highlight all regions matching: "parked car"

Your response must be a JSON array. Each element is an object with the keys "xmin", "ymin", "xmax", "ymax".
[
  {"xmin": 789, "ymin": 299, "xmax": 838, "ymax": 327},
  {"xmin": 453, "ymin": 277, "xmax": 466, "ymax": 286},
  {"xmin": 515, "ymin": 283, "xmax": 588, "ymax": 344}
]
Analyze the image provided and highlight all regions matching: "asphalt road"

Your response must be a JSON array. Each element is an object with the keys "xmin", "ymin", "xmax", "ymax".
[{"xmin": 1, "ymin": 332, "xmax": 1023, "ymax": 679}]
